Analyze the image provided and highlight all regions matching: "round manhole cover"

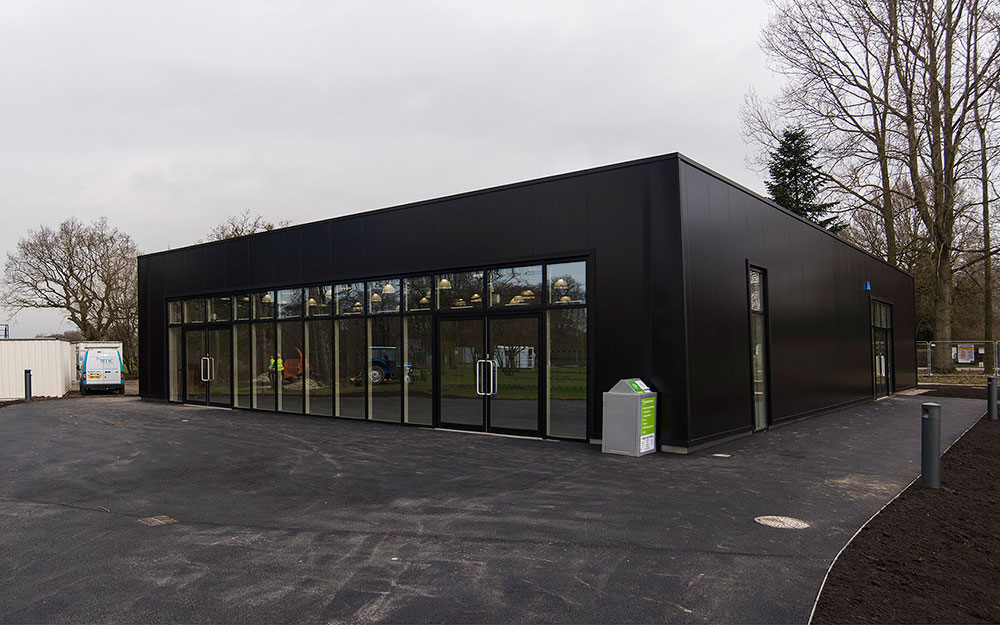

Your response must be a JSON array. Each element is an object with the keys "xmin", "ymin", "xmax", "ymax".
[{"xmin": 754, "ymin": 515, "xmax": 810, "ymax": 529}]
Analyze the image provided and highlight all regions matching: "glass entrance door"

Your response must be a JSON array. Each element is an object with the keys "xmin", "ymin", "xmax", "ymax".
[
  {"xmin": 437, "ymin": 315, "xmax": 541, "ymax": 435},
  {"xmin": 439, "ymin": 318, "xmax": 486, "ymax": 429},
  {"xmin": 185, "ymin": 329, "xmax": 207, "ymax": 403},
  {"xmin": 488, "ymin": 316, "xmax": 540, "ymax": 435},
  {"xmin": 183, "ymin": 327, "xmax": 232, "ymax": 406},
  {"xmin": 207, "ymin": 327, "xmax": 232, "ymax": 406},
  {"xmin": 873, "ymin": 328, "xmax": 890, "ymax": 398}
]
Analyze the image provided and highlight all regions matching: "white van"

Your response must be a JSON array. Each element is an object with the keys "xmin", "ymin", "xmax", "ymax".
[{"xmin": 80, "ymin": 347, "xmax": 125, "ymax": 395}]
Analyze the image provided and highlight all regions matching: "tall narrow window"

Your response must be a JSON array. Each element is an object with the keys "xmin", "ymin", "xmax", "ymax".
[
  {"xmin": 748, "ymin": 267, "xmax": 769, "ymax": 431},
  {"xmin": 871, "ymin": 300, "xmax": 893, "ymax": 398}
]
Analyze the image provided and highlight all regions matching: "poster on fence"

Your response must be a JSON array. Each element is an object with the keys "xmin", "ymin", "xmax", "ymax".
[{"xmin": 957, "ymin": 344, "xmax": 976, "ymax": 364}]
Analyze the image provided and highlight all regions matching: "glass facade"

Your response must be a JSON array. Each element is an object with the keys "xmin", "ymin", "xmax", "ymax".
[
  {"xmin": 164, "ymin": 258, "xmax": 589, "ymax": 440},
  {"xmin": 277, "ymin": 321, "xmax": 304, "ymax": 413},
  {"xmin": 547, "ymin": 308, "xmax": 587, "ymax": 439},
  {"xmin": 336, "ymin": 318, "xmax": 366, "ymax": 418},
  {"xmin": 305, "ymin": 320, "xmax": 334, "ymax": 415}
]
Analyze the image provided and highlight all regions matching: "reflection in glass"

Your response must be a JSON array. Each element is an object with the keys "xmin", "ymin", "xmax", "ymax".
[
  {"xmin": 404, "ymin": 276, "xmax": 433, "ymax": 312},
  {"xmin": 548, "ymin": 261, "xmax": 587, "ymax": 305},
  {"xmin": 277, "ymin": 321, "xmax": 304, "ymax": 413},
  {"xmin": 751, "ymin": 313, "xmax": 768, "ymax": 429},
  {"xmin": 208, "ymin": 328, "xmax": 231, "ymax": 405},
  {"xmin": 489, "ymin": 265, "xmax": 542, "ymax": 308},
  {"xmin": 254, "ymin": 291, "xmax": 276, "ymax": 320},
  {"xmin": 184, "ymin": 299, "xmax": 206, "ymax": 324},
  {"xmin": 235, "ymin": 295, "xmax": 252, "ymax": 321},
  {"xmin": 234, "ymin": 325, "xmax": 251, "ymax": 408},
  {"xmin": 369, "ymin": 279, "xmax": 401, "ymax": 314},
  {"xmin": 749, "ymin": 270, "xmax": 763, "ymax": 312},
  {"xmin": 208, "ymin": 296, "xmax": 232, "ymax": 323},
  {"xmin": 168, "ymin": 301, "xmax": 183, "ymax": 325},
  {"xmin": 335, "ymin": 318, "xmax": 366, "ymax": 418},
  {"xmin": 277, "ymin": 289, "xmax": 304, "ymax": 318},
  {"xmin": 368, "ymin": 317, "xmax": 401, "ymax": 422},
  {"xmin": 185, "ymin": 329, "xmax": 206, "ymax": 402},
  {"xmin": 437, "ymin": 272, "xmax": 484, "ymax": 311},
  {"xmin": 336, "ymin": 283, "xmax": 365, "ymax": 316},
  {"xmin": 547, "ymin": 309, "xmax": 587, "ymax": 439},
  {"xmin": 490, "ymin": 316, "xmax": 539, "ymax": 433},
  {"xmin": 306, "ymin": 286, "xmax": 333, "ymax": 317},
  {"xmin": 439, "ymin": 318, "xmax": 485, "ymax": 427},
  {"xmin": 252, "ymin": 322, "xmax": 276, "ymax": 411},
  {"xmin": 168, "ymin": 327, "xmax": 182, "ymax": 401},
  {"xmin": 305, "ymin": 320, "xmax": 334, "ymax": 416},
  {"xmin": 403, "ymin": 316, "xmax": 433, "ymax": 425}
]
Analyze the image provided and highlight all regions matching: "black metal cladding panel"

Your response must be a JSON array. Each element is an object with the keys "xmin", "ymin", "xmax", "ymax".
[
  {"xmin": 331, "ymin": 216, "xmax": 364, "ymax": 278},
  {"xmin": 679, "ymin": 161, "xmax": 916, "ymax": 443},
  {"xmin": 647, "ymin": 159, "xmax": 690, "ymax": 445},
  {"xmin": 300, "ymin": 221, "xmax": 332, "ymax": 282},
  {"xmin": 137, "ymin": 255, "xmax": 149, "ymax": 396},
  {"xmin": 138, "ymin": 253, "xmax": 168, "ymax": 398},
  {"xmin": 437, "ymin": 196, "xmax": 486, "ymax": 269},
  {"xmin": 165, "ymin": 252, "xmax": 183, "ymax": 295},
  {"xmin": 182, "ymin": 247, "xmax": 205, "ymax": 293},
  {"xmin": 483, "ymin": 185, "xmax": 534, "ymax": 260},
  {"xmin": 146, "ymin": 254, "xmax": 167, "ymax": 398},
  {"xmin": 226, "ymin": 238, "xmax": 250, "ymax": 289},
  {"xmin": 249, "ymin": 232, "xmax": 276, "ymax": 285},
  {"xmin": 273, "ymin": 228, "xmax": 302, "ymax": 285},
  {"xmin": 397, "ymin": 204, "xmax": 439, "ymax": 272},
  {"xmin": 203, "ymin": 244, "xmax": 227, "ymax": 292},
  {"xmin": 531, "ymin": 176, "xmax": 588, "ymax": 255},
  {"xmin": 363, "ymin": 209, "xmax": 400, "ymax": 276},
  {"xmin": 585, "ymin": 165, "xmax": 648, "ymax": 436}
]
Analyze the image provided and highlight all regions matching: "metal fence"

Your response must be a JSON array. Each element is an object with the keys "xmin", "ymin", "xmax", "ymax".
[{"xmin": 917, "ymin": 340, "xmax": 999, "ymax": 378}]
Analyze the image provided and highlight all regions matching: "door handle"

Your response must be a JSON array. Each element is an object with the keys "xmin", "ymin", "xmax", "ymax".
[
  {"xmin": 475, "ymin": 359, "xmax": 487, "ymax": 396},
  {"xmin": 200, "ymin": 356, "xmax": 209, "ymax": 382},
  {"xmin": 209, "ymin": 357, "xmax": 216, "ymax": 381},
  {"xmin": 490, "ymin": 360, "xmax": 498, "ymax": 396}
]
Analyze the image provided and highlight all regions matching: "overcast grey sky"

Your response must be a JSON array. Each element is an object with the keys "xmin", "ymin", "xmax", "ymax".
[{"xmin": 0, "ymin": 0, "xmax": 779, "ymax": 337}]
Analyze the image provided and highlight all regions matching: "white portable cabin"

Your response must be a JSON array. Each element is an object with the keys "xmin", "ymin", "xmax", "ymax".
[{"xmin": 0, "ymin": 338, "xmax": 74, "ymax": 400}]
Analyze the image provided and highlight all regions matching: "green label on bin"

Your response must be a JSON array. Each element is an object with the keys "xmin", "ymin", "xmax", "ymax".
[
  {"xmin": 640, "ymin": 397, "xmax": 656, "ymax": 436},
  {"xmin": 629, "ymin": 381, "xmax": 642, "ymax": 392}
]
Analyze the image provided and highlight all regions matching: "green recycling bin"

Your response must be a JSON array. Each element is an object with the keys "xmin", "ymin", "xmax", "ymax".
[{"xmin": 602, "ymin": 378, "xmax": 657, "ymax": 456}]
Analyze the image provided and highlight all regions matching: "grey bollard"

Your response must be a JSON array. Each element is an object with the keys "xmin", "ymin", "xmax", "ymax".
[
  {"xmin": 989, "ymin": 376, "xmax": 998, "ymax": 421},
  {"xmin": 921, "ymin": 402, "xmax": 941, "ymax": 489},
  {"xmin": 24, "ymin": 369, "xmax": 31, "ymax": 401}
]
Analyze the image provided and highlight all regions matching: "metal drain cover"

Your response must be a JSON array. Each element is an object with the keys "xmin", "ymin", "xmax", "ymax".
[
  {"xmin": 754, "ymin": 515, "xmax": 809, "ymax": 529},
  {"xmin": 138, "ymin": 515, "xmax": 177, "ymax": 526}
]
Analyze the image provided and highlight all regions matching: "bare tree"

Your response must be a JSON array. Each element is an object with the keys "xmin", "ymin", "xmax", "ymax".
[
  {"xmin": 204, "ymin": 209, "xmax": 292, "ymax": 241},
  {"xmin": 742, "ymin": 0, "xmax": 900, "ymax": 263},
  {"xmin": 2, "ymin": 217, "xmax": 139, "ymax": 369},
  {"xmin": 746, "ymin": 0, "xmax": 1000, "ymax": 372}
]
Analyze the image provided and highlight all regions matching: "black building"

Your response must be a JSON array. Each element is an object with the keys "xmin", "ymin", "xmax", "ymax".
[{"xmin": 137, "ymin": 154, "xmax": 916, "ymax": 451}]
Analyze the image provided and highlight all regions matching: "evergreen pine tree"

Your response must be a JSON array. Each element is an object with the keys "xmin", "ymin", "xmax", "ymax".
[{"xmin": 765, "ymin": 127, "xmax": 844, "ymax": 232}]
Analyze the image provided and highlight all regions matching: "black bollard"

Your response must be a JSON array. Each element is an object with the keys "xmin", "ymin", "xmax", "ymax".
[
  {"xmin": 921, "ymin": 402, "xmax": 941, "ymax": 489},
  {"xmin": 989, "ymin": 376, "xmax": 998, "ymax": 421},
  {"xmin": 24, "ymin": 369, "xmax": 31, "ymax": 401}
]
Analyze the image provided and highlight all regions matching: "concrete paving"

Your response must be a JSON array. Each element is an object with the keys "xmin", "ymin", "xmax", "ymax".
[{"xmin": 0, "ymin": 394, "xmax": 985, "ymax": 623}]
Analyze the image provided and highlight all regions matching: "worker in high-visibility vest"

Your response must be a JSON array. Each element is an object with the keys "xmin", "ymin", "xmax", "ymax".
[{"xmin": 268, "ymin": 353, "xmax": 284, "ymax": 383}]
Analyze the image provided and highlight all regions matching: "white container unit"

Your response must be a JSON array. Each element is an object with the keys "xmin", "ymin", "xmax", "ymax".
[{"xmin": 0, "ymin": 339, "xmax": 73, "ymax": 400}]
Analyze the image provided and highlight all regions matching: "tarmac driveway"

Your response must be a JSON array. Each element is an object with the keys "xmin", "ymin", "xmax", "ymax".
[{"xmin": 0, "ymin": 394, "xmax": 985, "ymax": 623}]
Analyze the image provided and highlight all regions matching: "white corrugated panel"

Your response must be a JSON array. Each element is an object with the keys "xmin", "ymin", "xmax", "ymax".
[{"xmin": 0, "ymin": 339, "xmax": 73, "ymax": 400}]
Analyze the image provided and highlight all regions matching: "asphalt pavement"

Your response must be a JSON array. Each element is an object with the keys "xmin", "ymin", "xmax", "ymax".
[{"xmin": 0, "ymin": 392, "xmax": 985, "ymax": 623}]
